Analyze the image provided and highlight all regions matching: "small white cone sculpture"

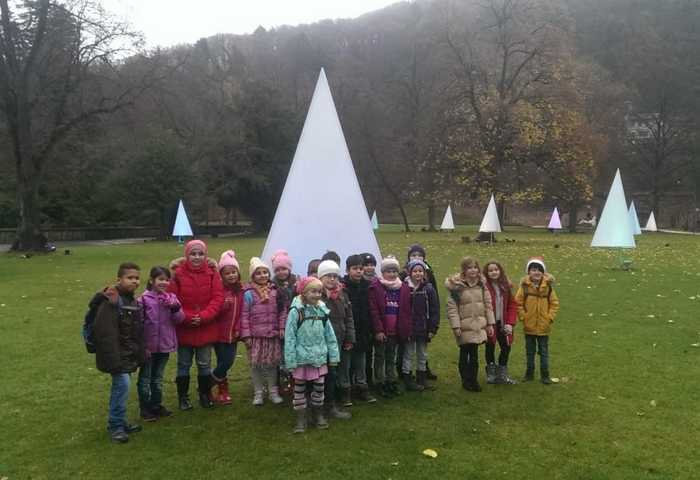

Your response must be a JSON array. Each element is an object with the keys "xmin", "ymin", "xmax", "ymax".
[
  {"xmin": 644, "ymin": 212, "xmax": 658, "ymax": 232},
  {"xmin": 172, "ymin": 200, "xmax": 193, "ymax": 238},
  {"xmin": 479, "ymin": 195, "xmax": 502, "ymax": 233},
  {"xmin": 548, "ymin": 207, "xmax": 562, "ymax": 230},
  {"xmin": 440, "ymin": 205, "xmax": 455, "ymax": 230},
  {"xmin": 628, "ymin": 201, "xmax": 642, "ymax": 235},
  {"xmin": 591, "ymin": 169, "xmax": 635, "ymax": 248},
  {"xmin": 371, "ymin": 211, "xmax": 379, "ymax": 230},
  {"xmin": 261, "ymin": 69, "xmax": 381, "ymax": 272}
]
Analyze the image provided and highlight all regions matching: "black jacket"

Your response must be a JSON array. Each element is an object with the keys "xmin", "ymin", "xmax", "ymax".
[{"xmin": 341, "ymin": 276, "xmax": 372, "ymax": 352}]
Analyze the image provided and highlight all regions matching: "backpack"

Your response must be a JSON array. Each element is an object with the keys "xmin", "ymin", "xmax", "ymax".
[
  {"xmin": 521, "ymin": 282, "xmax": 553, "ymax": 311},
  {"xmin": 291, "ymin": 305, "xmax": 329, "ymax": 330}
]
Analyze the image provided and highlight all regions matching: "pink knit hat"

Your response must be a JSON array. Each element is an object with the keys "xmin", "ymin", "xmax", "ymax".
[
  {"xmin": 218, "ymin": 250, "xmax": 240, "ymax": 272},
  {"xmin": 296, "ymin": 276, "xmax": 323, "ymax": 295},
  {"xmin": 185, "ymin": 239, "xmax": 207, "ymax": 256},
  {"xmin": 271, "ymin": 249, "xmax": 293, "ymax": 271}
]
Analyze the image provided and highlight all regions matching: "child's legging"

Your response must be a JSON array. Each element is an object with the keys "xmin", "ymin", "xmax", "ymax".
[
  {"xmin": 485, "ymin": 329, "xmax": 511, "ymax": 366},
  {"xmin": 250, "ymin": 365, "xmax": 278, "ymax": 393},
  {"xmin": 293, "ymin": 377, "xmax": 325, "ymax": 411}
]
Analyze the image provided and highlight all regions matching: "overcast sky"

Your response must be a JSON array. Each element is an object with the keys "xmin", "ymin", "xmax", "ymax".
[{"xmin": 102, "ymin": 0, "xmax": 400, "ymax": 48}]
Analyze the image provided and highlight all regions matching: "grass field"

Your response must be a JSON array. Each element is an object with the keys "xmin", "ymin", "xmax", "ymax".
[{"xmin": 1, "ymin": 228, "xmax": 699, "ymax": 479}]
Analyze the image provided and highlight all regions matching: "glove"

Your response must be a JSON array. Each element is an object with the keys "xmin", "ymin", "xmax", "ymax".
[{"xmin": 503, "ymin": 324, "xmax": 513, "ymax": 335}]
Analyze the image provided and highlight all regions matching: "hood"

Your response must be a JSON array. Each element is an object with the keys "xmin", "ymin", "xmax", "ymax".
[{"xmin": 520, "ymin": 273, "xmax": 556, "ymax": 288}]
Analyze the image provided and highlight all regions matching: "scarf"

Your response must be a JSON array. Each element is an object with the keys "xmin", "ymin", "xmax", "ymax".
[
  {"xmin": 379, "ymin": 277, "xmax": 403, "ymax": 290},
  {"xmin": 325, "ymin": 283, "xmax": 344, "ymax": 300},
  {"xmin": 253, "ymin": 282, "xmax": 271, "ymax": 303}
]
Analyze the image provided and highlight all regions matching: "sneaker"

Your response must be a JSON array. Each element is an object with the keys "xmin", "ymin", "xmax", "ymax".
[
  {"xmin": 124, "ymin": 424, "xmax": 142, "ymax": 434},
  {"xmin": 252, "ymin": 391, "xmax": 264, "ymax": 406},
  {"xmin": 269, "ymin": 388, "xmax": 284, "ymax": 405},
  {"xmin": 389, "ymin": 382, "xmax": 403, "ymax": 396},
  {"xmin": 140, "ymin": 409, "xmax": 158, "ymax": 422},
  {"xmin": 110, "ymin": 430, "xmax": 129, "ymax": 444},
  {"xmin": 357, "ymin": 386, "xmax": 377, "ymax": 403},
  {"xmin": 340, "ymin": 388, "xmax": 353, "ymax": 407}
]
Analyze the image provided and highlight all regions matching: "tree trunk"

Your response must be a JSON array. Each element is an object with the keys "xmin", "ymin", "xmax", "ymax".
[
  {"xmin": 568, "ymin": 203, "xmax": 578, "ymax": 233},
  {"xmin": 13, "ymin": 177, "xmax": 45, "ymax": 251},
  {"xmin": 497, "ymin": 198, "xmax": 507, "ymax": 232},
  {"xmin": 427, "ymin": 203, "xmax": 436, "ymax": 231}
]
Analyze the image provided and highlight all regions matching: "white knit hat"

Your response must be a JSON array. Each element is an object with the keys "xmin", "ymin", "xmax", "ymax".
[
  {"xmin": 526, "ymin": 257, "xmax": 546, "ymax": 273},
  {"xmin": 380, "ymin": 255, "xmax": 400, "ymax": 273},
  {"xmin": 249, "ymin": 257, "xmax": 271, "ymax": 279},
  {"xmin": 317, "ymin": 260, "xmax": 341, "ymax": 279}
]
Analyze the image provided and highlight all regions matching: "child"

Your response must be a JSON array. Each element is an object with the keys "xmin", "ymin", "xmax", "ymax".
[
  {"xmin": 137, "ymin": 266, "xmax": 184, "ymax": 421},
  {"xmin": 271, "ymin": 249, "xmax": 297, "ymax": 307},
  {"xmin": 92, "ymin": 262, "xmax": 145, "ymax": 443},
  {"xmin": 361, "ymin": 252, "xmax": 378, "ymax": 282},
  {"xmin": 318, "ymin": 260, "xmax": 354, "ymax": 419},
  {"xmin": 284, "ymin": 277, "xmax": 340, "ymax": 433},
  {"xmin": 169, "ymin": 240, "xmax": 224, "ymax": 411},
  {"xmin": 368, "ymin": 255, "xmax": 411, "ymax": 397},
  {"xmin": 321, "ymin": 250, "xmax": 341, "ymax": 264},
  {"xmin": 483, "ymin": 260, "xmax": 518, "ymax": 385},
  {"xmin": 445, "ymin": 257, "xmax": 495, "ymax": 392},
  {"xmin": 399, "ymin": 259, "xmax": 439, "ymax": 391},
  {"xmin": 341, "ymin": 255, "xmax": 377, "ymax": 403},
  {"xmin": 515, "ymin": 257, "xmax": 560, "ymax": 384},
  {"xmin": 211, "ymin": 250, "xmax": 244, "ymax": 405},
  {"xmin": 240, "ymin": 257, "xmax": 287, "ymax": 405},
  {"xmin": 307, "ymin": 259, "xmax": 322, "ymax": 277}
]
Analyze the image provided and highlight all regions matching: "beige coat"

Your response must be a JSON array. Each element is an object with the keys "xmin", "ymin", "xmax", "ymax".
[{"xmin": 445, "ymin": 274, "xmax": 495, "ymax": 345}]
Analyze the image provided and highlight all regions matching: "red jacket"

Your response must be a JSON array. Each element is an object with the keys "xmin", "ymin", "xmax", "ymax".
[
  {"xmin": 216, "ymin": 284, "xmax": 243, "ymax": 343},
  {"xmin": 484, "ymin": 280, "xmax": 517, "ymax": 345},
  {"xmin": 169, "ymin": 261, "xmax": 224, "ymax": 347}
]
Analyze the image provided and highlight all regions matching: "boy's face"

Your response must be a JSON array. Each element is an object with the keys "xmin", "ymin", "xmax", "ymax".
[
  {"xmin": 187, "ymin": 247, "xmax": 205, "ymax": 267},
  {"xmin": 382, "ymin": 268, "xmax": 398, "ymax": 281},
  {"xmin": 528, "ymin": 267, "xmax": 544, "ymax": 283},
  {"xmin": 253, "ymin": 268, "xmax": 270, "ymax": 285},
  {"xmin": 274, "ymin": 267, "xmax": 290, "ymax": 281},
  {"xmin": 321, "ymin": 274, "xmax": 339, "ymax": 290},
  {"xmin": 363, "ymin": 264, "xmax": 376, "ymax": 276},
  {"xmin": 410, "ymin": 266, "xmax": 425, "ymax": 283},
  {"xmin": 117, "ymin": 269, "xmax": 140, "ymax": 293},
  {"xmin": 409, "ymin": 252, "xmax": 424, "ymax": 262},
  {"xmin": 221, "ymin": 266, "xmax": 240, "ymax": 286},
  {"xmin": 304, "ymin": 286, "xmax": 323, "ymax": 305},
  {"xmin": 347, "ymin": 265, "xmax": 364, "ymax": 282}
]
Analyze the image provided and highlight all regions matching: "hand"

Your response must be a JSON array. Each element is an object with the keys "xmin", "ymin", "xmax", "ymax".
[
  {"xmin": 486, "ymin": 326, "xmax": 495, "ymax": 337},
  {"xmin": 375, "ymin": 332, "xmax": 387, "ymax": 343},
  {"xmin": 452, "ymin": 328, "xmax": 461, "ymax": 338},
  {"xmin": 503, "ymin": 324, "xmax": 513, "ymax": 335},
  {"xmin": 343, "ymin": 342, "xmax": 353, "ymax": 351}
]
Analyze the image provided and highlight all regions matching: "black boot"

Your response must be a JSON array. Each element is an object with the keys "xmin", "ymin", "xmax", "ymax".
[
  {"xmin": 541, "ymin": 369, "xmax": 552, "ymax": 385},
  {"xmin": 425, "ymin": 362, "xmax": 438, "ymax": 381},
  {"xmin": 176, "ymin": 376, "xmax": 193, "ymax": 411},
  {"xmin": 416, "ymin": 370, "xmax": 434, "ymax": 391},
  {"xmin": 197, "ymin": 375, "xmax": 214, "ymax": 408},
  {"xmin": 402, "ymin": 372, "xmax": 423, "ymax": 392},
  {"xmin": 523, "ymin": 368, "xmax": 535, "ymax": 382}
]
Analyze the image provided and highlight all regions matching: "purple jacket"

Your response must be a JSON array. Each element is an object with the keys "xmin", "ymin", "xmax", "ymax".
[
  {"xmin": 138, "ymin": 290, "xmax": 185, "ymax": 354},
  {"xmin": 240, "ymin": 284, "xmax": 287, "ymax": 339},
  {"xmin": 368, "ymin": 279, "xmax": 412, "ymax": 339}
]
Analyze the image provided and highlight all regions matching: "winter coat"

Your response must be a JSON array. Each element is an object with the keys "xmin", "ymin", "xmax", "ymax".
[
  {"xmin": 215, "ymin": 284, "xmax": 244, "ymax": 343},
  {"xmin": 93, "ymin": 287, "xmax": 145, "ymax": 374},
  {"xmin": 515, "ymin": 274, "xmax": 560, "ymax": 336},
  {"xmin": 445, "ymin": 274, "xmax": 495, "ymax": 345},
  {"xmin": 240, "ymin": 283, "xmax": 287, "ymax": 339},
  {"xmin": 341, "ymin": 275, "xmax": 373, "ymax": 352},
  {"xmin": 368, "ymin": 278, "xmax": 412, "ymax": 339},
  {"xmin": 284, "ymin": 297, "xmax": 340, "ymax": 369},
  {"xmin": 138, "ymin": 289, "xmax": 185, "ymax": 354},
  {"xmin": 484, "ymin": 281, "xmax": 518, "ymax": 345},
  {"xmin": 401, "ymin": 279, "xmax": 440, "ymax": 342},
  {"xmin": 168, "ymin": 261, "xmax": 225, "ymax": 347},
  {"xmin": 400, "ymin": 261, "xmax": 440, "ymax": 305},
  {"xmin": 322, "ymin": 287, "xmax": 356, "ymax": 346}
]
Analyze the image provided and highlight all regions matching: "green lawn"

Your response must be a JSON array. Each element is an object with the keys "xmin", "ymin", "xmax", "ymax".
[{"xmin": 1, "ymin": 228, "xmax": 698, "ymax": 479}]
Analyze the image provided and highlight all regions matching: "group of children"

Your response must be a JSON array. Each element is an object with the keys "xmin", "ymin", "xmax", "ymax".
[{"xmin": 89, "ymin": 240, "xmax": 559, "ymax": 442}]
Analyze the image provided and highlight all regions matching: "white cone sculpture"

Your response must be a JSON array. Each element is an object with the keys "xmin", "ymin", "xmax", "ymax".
[
  {"xmin": 261, "ymin": 69, "xmax": 381, "ymax": 272},
  {"xmin": 172, "ymin": 200, "xmax": 193, "ymax": 238},
  {"xmin": 644, "ymin": 211, "xmax": 658, "ymax": 232},
  {"xmin": 548, "ymin": 207, "xmax": 562, "ymax": 230},
  {"xmin": 591, "ymin": 169, "xmax": 635, "ymax": 248},
  {"xmin": 371, "ymin": 210, "xmax": 379, "ymax": 230},
  {"xmin": 440, "ymin": 205, "xmax": 455, "ymax": 231},
  {"xmin": 479, "ymin": 194, "xmax": 502, "ymax": 233},
  {"xmin": 628, "ymin": 201, "xmax": 642, "ymax": 235}
]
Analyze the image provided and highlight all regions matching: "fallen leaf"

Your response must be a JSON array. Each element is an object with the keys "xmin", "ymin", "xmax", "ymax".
[
  {"xmin": 691, "ymin": 343, "xmax": 700, "ymax": 347},
  {"xmin": 0, "ymin": 304, "xmax": 5, "ymax": 307},
  {"xmin": 597, "ymin": 395, "xmax": 607, "ymax": 400},
  {"xmin": 667, "ymin": 320, "xmax": 674, "ymax": 324},
  {"xmin": 391, "ymin": 462, "xmax": 399, "ymax": 467},
  {"xmin": 653, "ymin": 343, "xmax": 657, "ymax": 348},
  {"xmin": 689, "ymin": 296, "xmax": 696, "ymax": 300},
  {"xmin": 647, "ymin": 315, "xmax": 655, "ymax": 318},
  {"xmin": 550, "ymin": 377, "xmax": 560, "ymax": 383},
  {"xmin": 484, "ymin": 419, "xmax": 491, "ymax": 425},
  {"xmin": 649, "ymin": 400, "xmax": 657, "ymax": 407},
  {"xmin": 592, "ymin": 330, "xmax": 598, "ymax": 334},
  {"xmin": 636, "ymin": 411, "xmax": 645, "ymax": 417},
  {"xmin": 422, "ymin": 449, "xmax": 438, "ymax": 458}
]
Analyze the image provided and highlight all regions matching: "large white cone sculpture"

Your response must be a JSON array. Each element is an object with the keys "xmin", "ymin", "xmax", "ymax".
[
  {"xmin": 628, "ymin": 201, "xmax": 642, "ymax": 235},
  {"xmin": 548, "ymin": 207, "xmax": 562, "ymax": 230},
  {"xmin": 261, "ymin": 69, "xmax": 381, "ymax": 272},
  {"xmin": 440, "ymin": 205, "xmax": 455, "ymax": 230},
  {"xmin": 644, "ymin": 211, "xmax": 658, "ymax": 232},
  {"xmin": 172, "ymin": 200, "xmax": 193, "ymax": 237},
  {"xmin": 591, "ymin": 169, "xmax": 635, "ymax": 248},
  {"xmin": 371, "ymin": 211, "xmax": 379, "ymax": 230},
  {"xmin": 479, "ymin": 194, "xmax": 502, "ymax": 232}
]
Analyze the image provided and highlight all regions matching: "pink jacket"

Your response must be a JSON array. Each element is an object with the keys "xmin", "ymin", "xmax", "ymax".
[{"xmin": 240, "ymin": 284, "xmax": 287, "ymax": 339}]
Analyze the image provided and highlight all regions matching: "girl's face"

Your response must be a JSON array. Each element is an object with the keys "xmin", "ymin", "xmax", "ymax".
[
  {"xmin": 382, "ymin": 268, "xmax": 398, "ymax": 281},
  {"xmin": 221, "ymin": 266, "xmax": 240, "ymax": 286},
  {"xmin": 187, "ymin": 247, "xmax": 205, "ymax": 267},
  {"xmin": 363, "ymin": 264, "xmax": 376, "ymax": 276},
  {"xmin": 486, "ymin": 263, "xmax": 501, "ymax": 281},
  {"xmin": 274, "ymin": 267, "xmax": 290, "ymax": 281},
  {"xmin": 152, "ymin": 274, "xmax": 170, "ymax": 293},
  {"xmin": 347, "ymin": 265, "xmax": 363, "ymax": 282},
  {"xmin": 253, "ymin": 268, "xmax": 270, "ymax": 285},
  {"xmin": 321, "ymin": 274, "xmax": 339, "ymax": 290},
  {"xmin": 464, "ymin": 264, "xmax": 480, "ymax": 280},
  {"xmin": 410, "ymin": 266, "xmax": 425, "ymax": 283},
  {"xmin": 304, "ymin": 286, "xmax": 323, "ymax": 305}
]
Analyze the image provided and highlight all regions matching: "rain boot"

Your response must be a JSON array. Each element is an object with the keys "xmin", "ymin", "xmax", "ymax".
[
  {"xmin": 541, "ymin": 369, "xmax": 552, "ymax": 385},
  {"xmin": 293, "ymin": 409, "xmax": 307, "ymax": 434},
  {"xmin": 497, "ymin": 365, "xmax": 517, "ymax": 385},
  {"xmin": 402, "ymin": 372, "xmax": 423, "ymax": 392},
  {"xmin": 313, "ymin": 406, "xmax": 329, "ymax": 429},
  {"xmin": 215, "ymin": 377, "xmax": 232, "ymax": 405},
  {"xmin": 416, "ymin": 370, "xmax": 434, "ymax": 391},
  {"xmin": 176, "ymin": 376, "xmax": 193, "ymax": 411},
  {"xmin": 486, "ymin": 363, "xmax": 497, "ymax": 384},
  {"xmin": 197, "ymin": 375, "xmax": 214, "ymax": 408},
  {"xmin": 326, "ymin": 403, "xmax": 352, "ymax": 420}
]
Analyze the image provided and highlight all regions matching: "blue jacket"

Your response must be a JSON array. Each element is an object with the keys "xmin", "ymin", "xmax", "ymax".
[{"xmin": 284, "ymin": 296, "xmax": 340, "ymax": 370}]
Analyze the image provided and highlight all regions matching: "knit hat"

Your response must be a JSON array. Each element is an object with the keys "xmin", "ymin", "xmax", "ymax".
[
  {"xmin": 249, "ymin": 257, "xmax": 271, "ymax": 279},
  {"xmin": 185, "ymin": 239, "xmax": 207, "ymax": 256},
  {"xmin": 361, "ymin": 252, "xmax": 377, "ymax": 266},
  {"xmin": 526, "ymin": 256, "xmax": 546, "ymax": 273},
  {"xmin": 380, "ymin": 255, "xmax": 400, "ymax": 273},
  {"xmin": 218, "ymin": 250, "xmax": 239, "ymax": 272},
  {"xmin": 318, "ymin": 260, "xmax": 341, "ymax": 279},
  {"xmin": 321, "ymin": 251, "xmax": 341, "ymax": 264},
  {"xmin": 346, "ymin": 254, "xmax": 363, "ymax": 269},
  {"xmin": 296, "ymin": 276, "xmax": 323, "ymax": 295},
  {"xmin": 407, "ymin": 259, "xmax": 427, "ymax": 274},
  {"xmin": 407, "ymin": 243, "xmax": 426, "ymax": 260},
  {"xmin": 271, "ymin": 249, "xmax": 292, "ymax": 271}
]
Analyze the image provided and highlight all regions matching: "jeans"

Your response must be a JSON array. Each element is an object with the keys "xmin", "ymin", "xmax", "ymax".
[
  {"xmin": 485, "ymin": 328, "xmax": 511, "ymax": 366},
  {"xmin": 212, "ymin": 342, "xmax": 237, "ymax": 380},
  {"xmin": 525, "ymin": 335, "xmax": 549, "ymax": 373},
  {"xmin": 137, "ymin": 353, "xmax": 169, "ymax": 410},
  {"xmin": 339, "ymin": 349, "xmax": 367, "ymax": 388},
  {"xmin": 374, "ymin": 336, "xmax": 398, "ymax": 384},
  {"xmin": 458, "ymin": 343, "xmax": 479, "ymax": 385},
  {"xmin": 108, "ymin": 373, "xmax": 130, "ymax": 432},
  {"xmin": 177, "ymin": 345, "xmax": 212, "ymax": 377},
  {"xmin": 402, "ymin": 340, "xmax": 428, "ymax": 373}
]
